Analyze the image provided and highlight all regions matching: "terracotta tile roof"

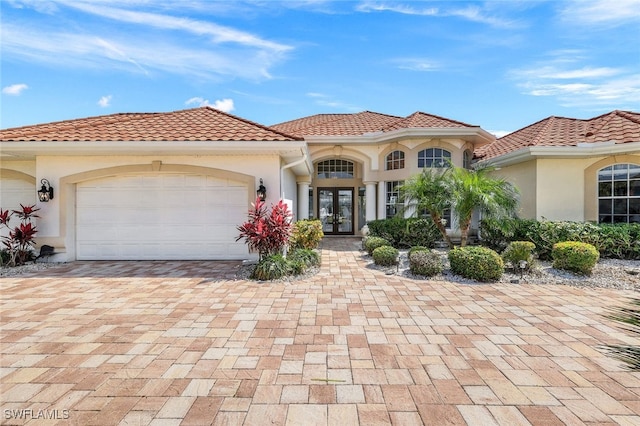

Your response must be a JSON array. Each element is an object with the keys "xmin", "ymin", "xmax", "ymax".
[
  {"xmin": 0, "ymin": 107, "xmax": 301, "ymax": 142},
  {"xmin": 271, "ymin": 110, "xmax": 475, "ymax": 137},
  {"xmin": 476, "ymin": 110, "xmax": 640, "ymax": 160}
]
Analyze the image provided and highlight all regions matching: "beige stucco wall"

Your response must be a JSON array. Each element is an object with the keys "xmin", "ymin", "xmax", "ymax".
[
  {"xmin": 496, "ymin": 153, "xmax": 640, "ymax": 222},
  {"xmin": 26, "ymin": 154, "xmax": 282, "ymax": 259},
  {"xmin": 492, "ymin": 160, "xmax": 537, "ymax": 219}
]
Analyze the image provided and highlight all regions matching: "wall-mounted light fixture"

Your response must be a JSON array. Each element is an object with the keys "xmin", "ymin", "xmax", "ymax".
[
  {"xmin": 38, "ymin": 179, "xmax": 54, "ymax": 202},
  {"xmin": 256, "ymin": 178, "xmax": 266, "ymax": 201}
]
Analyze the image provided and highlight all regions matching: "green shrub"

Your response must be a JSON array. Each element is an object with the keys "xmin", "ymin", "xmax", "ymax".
[
  {"xmin": 366, "ymin": 218, "xmax": 407, "ymax": 247},
  {"xmin": 364, "ymin": 236, "xmax": 391, "ymax": 255},
  {"xmin": 408, "ymin": 246, "xmax": 429, "ymax": 256},
  {"xmin": 448, "ymin": 246, "xmax": 504, "ymax": 282},
  {"xmin": 409, "ymin": 249, "xmax": 443, "ymax": 277},
  {"xmin": 366, "ymin": 217, "xmax": 440, "ymax": 248},
  {"xmin": 481, "ymin": 219, "xmax": 639, "ymax": 260},
  {"xmin": 372, "ymin": 245, "xmax": 399, "ymax": 266},
  {"xmin": 251, "ymin": 254, "xmax": 291, "ymax": 280},
  {"xmin": 290, "ymin": 219, "xmax": 324, "ymax": 250},
  {"xmin": 405, "ymin": 218, "xmax": 441, "ymax": 248},
  {"xmin": 501, "ymin": 241, "xmax": 536, "ymax": 271},
  {"xmin": 552, "ymin": 241, "xmax": 600, "ymax": 275},
  {"xmin": 287, "ymin": 248, "xmax": 320, "ymax": 268}
]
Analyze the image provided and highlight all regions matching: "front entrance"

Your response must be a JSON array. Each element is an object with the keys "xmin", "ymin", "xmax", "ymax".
[{"xmin": 318, "ymin": 188, "xmax": 354, "ymax": 235}]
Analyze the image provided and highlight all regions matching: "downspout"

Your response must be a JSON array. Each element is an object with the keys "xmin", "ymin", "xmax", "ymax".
[{"xmin": 279, "ymin": 149, "xmax": 311, "ymax": 199}]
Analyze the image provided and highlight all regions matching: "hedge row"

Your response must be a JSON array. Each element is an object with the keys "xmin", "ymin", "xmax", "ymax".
[
  {"xmin": 480, "ymin": 218, "xmax": 640, "ymax": 260},
  {"xmin": 366, "ymin": 217, "xmax": 442, "ymax": 249}
]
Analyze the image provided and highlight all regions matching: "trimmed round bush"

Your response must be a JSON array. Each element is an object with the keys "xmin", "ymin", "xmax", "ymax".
[
  {"xmin": 252, "ymin": 254, "xmax": 290, "ymax": 280},
  {"xmin": 372, "ymin": 245, "xmax": 399, "ymax": 266},
  {"xmin": 408, "ymin": 246, "xmax": 429, "ymax": 256},
  {"xmin": 502, "ymin": 241, "xmax": 536, "ymax": 271},
  {"xmin": 409, "ymin": 249, "xmax": 443, "ymax": 277},
  {"xmin": 552, "ymin": 241, "xmax": 600, "ymax": 275},
  {"xmin": 448, "ymin": 246, "xmax": 504, "ymax": 282},
  {"xmin": 364, "ymin": 236, "xmax": 392, "ymax": 255}
]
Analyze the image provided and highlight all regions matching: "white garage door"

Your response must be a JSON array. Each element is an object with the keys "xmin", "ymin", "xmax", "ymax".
[
  {"xmin": 1, "ymin": 178, "xmax": 36, "ymax": 239},
  {"xmin": 76, "ymin": 174, "xmax": 249, "ymax": 260}
]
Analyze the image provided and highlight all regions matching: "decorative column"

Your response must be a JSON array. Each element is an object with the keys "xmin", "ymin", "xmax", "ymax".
[
  {"xmin": 364, "ymin": 181, "xmax": 377, "ymax": 222},
  {"xmin": 377, "ymin": 181, "xmax": 386, "ymax": 219},
  {"xmin": 297, "ymin": 180, "xmax": 310, "ymax": 220}
]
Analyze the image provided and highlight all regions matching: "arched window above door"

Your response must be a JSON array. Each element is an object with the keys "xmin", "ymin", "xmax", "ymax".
[{"xmin": 317, "ymin": 159, "xmax": 354, "ymax": 179}]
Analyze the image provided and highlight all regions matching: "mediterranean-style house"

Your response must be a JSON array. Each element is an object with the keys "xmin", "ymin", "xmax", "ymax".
[{"xmin": 1, "ymin": 107, "xmax": 638, "ymax": 261}]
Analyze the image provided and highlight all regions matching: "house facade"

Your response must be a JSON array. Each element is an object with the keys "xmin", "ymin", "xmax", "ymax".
[
  {"xmin": 475, "ymin": 111, "xmax": 640, "ymax": 223},
  {"xmin": 1, "ymin": 107, "xmax": 638, "ymax": 261}
]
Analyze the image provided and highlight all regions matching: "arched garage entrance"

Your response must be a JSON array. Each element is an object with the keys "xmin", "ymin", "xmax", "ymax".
[{"xmin": 67, "ymin": 164, "xmax": 254, "ymax": 260}]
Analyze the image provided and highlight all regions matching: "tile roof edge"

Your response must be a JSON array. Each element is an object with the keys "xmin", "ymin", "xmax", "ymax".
[
  {"xmin": 0, "ymin": 111, "xmax": 156, "ymax": 137},
  {"xmin": 405, "ymin": 111, "xmax": 478, "ymax": 128},
  {"xmin": 197, "ymin": 106, "xmax": 304, "ymax": 140}
]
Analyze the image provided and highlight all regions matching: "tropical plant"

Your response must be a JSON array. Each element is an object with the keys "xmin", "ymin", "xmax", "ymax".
[
  {"xmin": 290, "ymin": 219, "xmax": 324, "ymax": 249},
  {"xmin": 601, "ymin": 298, "xmax": 640, "ymax": 371},
  {"xmin": 398, "ymin": 168, "xmax": 453, "ymax": 247},
  {"xmin": 0, "ymin": 204, "xmax": 40, "ymax": 266},
  {"xmin": 236, "ymin": 197, "xmax": 292, "ymax": 260},
  {"xmin": 501, "ymin": 241, "xmax": 536, "ymax": 271},
  {"xmin": 251, "ymin": 254, "xmax": 291, "ymax": 280},
  {"xmin": 449, "ymin": 165, "xmax": 519, "ymax": 247}
]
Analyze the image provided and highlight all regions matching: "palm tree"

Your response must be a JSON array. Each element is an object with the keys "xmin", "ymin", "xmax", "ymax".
[
  {"xmin": 399, "ymin": 168, "xmax": 454, "ymax": 248},
  {"xmin": 449, "ymin": 165, "xmax": 519, "ymax": 247}
]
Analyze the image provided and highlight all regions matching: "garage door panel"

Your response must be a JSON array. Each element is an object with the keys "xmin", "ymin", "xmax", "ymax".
[{"xmin": 77, "ymin": 173, "xmax": 249, "ymax": 260}]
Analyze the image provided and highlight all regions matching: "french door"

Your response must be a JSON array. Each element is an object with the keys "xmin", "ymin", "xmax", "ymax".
[{"xmin": 318, "ymin": 188, "xmax": 354, "ymax": 235}]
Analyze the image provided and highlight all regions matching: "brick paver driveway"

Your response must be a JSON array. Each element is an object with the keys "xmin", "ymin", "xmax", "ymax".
[{"xmin": 1, "ymin": 238, "xmax": 639, "ymax": 425}]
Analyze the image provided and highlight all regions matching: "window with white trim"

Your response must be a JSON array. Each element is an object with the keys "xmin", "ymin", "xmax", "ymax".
[
  {"xmin": 385, "ymin": 150, "xmax": 405, "ymax": 170},
  {"xmin": 598, "ymin": 163, "xmax": 640, "ymax": 223},
  {"xmin": 386, "ymin": 180, "xmax": 403, "ymax": 218},
  {"xmin": 316, "ymin": 159, "xmax": 354, "ymax": 179},
  {"xmin": 418, "ymin": 148, "xmax": 451, "ymax": 168}
]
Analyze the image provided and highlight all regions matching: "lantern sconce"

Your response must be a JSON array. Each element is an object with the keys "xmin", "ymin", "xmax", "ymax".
[
  {"xmin": 38, "ymin": 179, "xmax": 54, "ymax": 202},
  {"xmin": 256, "ymin": 178, "xmax": 266, "ymax": 201}
]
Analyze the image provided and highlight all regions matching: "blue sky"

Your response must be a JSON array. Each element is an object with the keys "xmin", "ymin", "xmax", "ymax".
[{"xmin": 1, "ymin": 0, "xmax": 639, "ymax": 136}]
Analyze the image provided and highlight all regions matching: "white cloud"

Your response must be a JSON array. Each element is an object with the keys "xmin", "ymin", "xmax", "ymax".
[
  {"xmin": 1, "ymin": 1, "xmax": 292, "ymax": 81},
  {"xmin": 1, "ymin": 22, "xmax": 284, "ymax": 80},
  {"xmin": 488, "ymin": 130, "xmax": 512, "ymax": 138},
  {"xmin": 392, "ymin": 58, "xmax": 440, "ymax": 72},
  {"xmin": 510, "ymin": 54, "xmax": 640, "ymax": 109},
  {"xmin": 305, "ymin": 92, "xmax": 361, "ymax": 111},
  {"xmin": 356, "ymin": 1, "xmax": 518, "ymax": 28},
  {"xmin": 2, "ymin": 83, "xmax": 28, "ymax": 95},
  {"xmin": 560, "ymin": 0, "xmax": 640, "ymax": 26},
  {"xmin": 62, "ymin": 1, "xmax": 291, "ymax": 53},
  {"xmin": 98, "ymin": 95, "xmax": 112, "ymax": 107},
  {"xmin": 185, "ymin": 97, "xmax": 235, "ymax": 112}
]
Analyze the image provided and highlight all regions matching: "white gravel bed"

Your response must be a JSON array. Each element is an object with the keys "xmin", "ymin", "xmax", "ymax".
[
  {"xmin": 368, "ymin": 249, "xmax": 640, "ymax": 291},
  {"xmin": 0, "ymin": 262, "xmax": 68, "ymax": 277}
]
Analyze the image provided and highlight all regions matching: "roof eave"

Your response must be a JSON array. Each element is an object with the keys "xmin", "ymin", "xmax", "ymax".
[
  {"xmin": 305, "ymin": 127, "xmax": 494, "ymax": 145},
  {"xmin": 0, "ymin": 140, "xmax": 309, "ymax": 160},
  {"xmin": 479, "ymin": 141, "xmax": 640, "ymax": 167}
]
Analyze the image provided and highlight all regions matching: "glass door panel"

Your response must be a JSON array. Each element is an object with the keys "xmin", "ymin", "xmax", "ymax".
[
  {"xmin": 318, "ymin": 188, "xmax": 354, "ymax": 235},
  {"xmin": 338, "ymin": 189, "xmax": 353, "ymax": 233},
  {"xmin": 318, "ymin": 189, "xmax": 335, "ymax": 234}
]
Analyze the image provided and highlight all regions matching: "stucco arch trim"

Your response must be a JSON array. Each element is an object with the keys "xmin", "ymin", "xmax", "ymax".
[
  {"xmin": 583, "ymin": 154, "xmax": 640, "ymax": 222},
  {"xmin": 0, "ymin": 169, "xmax": 36, "ymax": 184},
  {"xmin": 58, "ymin": 163, "xmax": 256, "ymax": 259}
]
